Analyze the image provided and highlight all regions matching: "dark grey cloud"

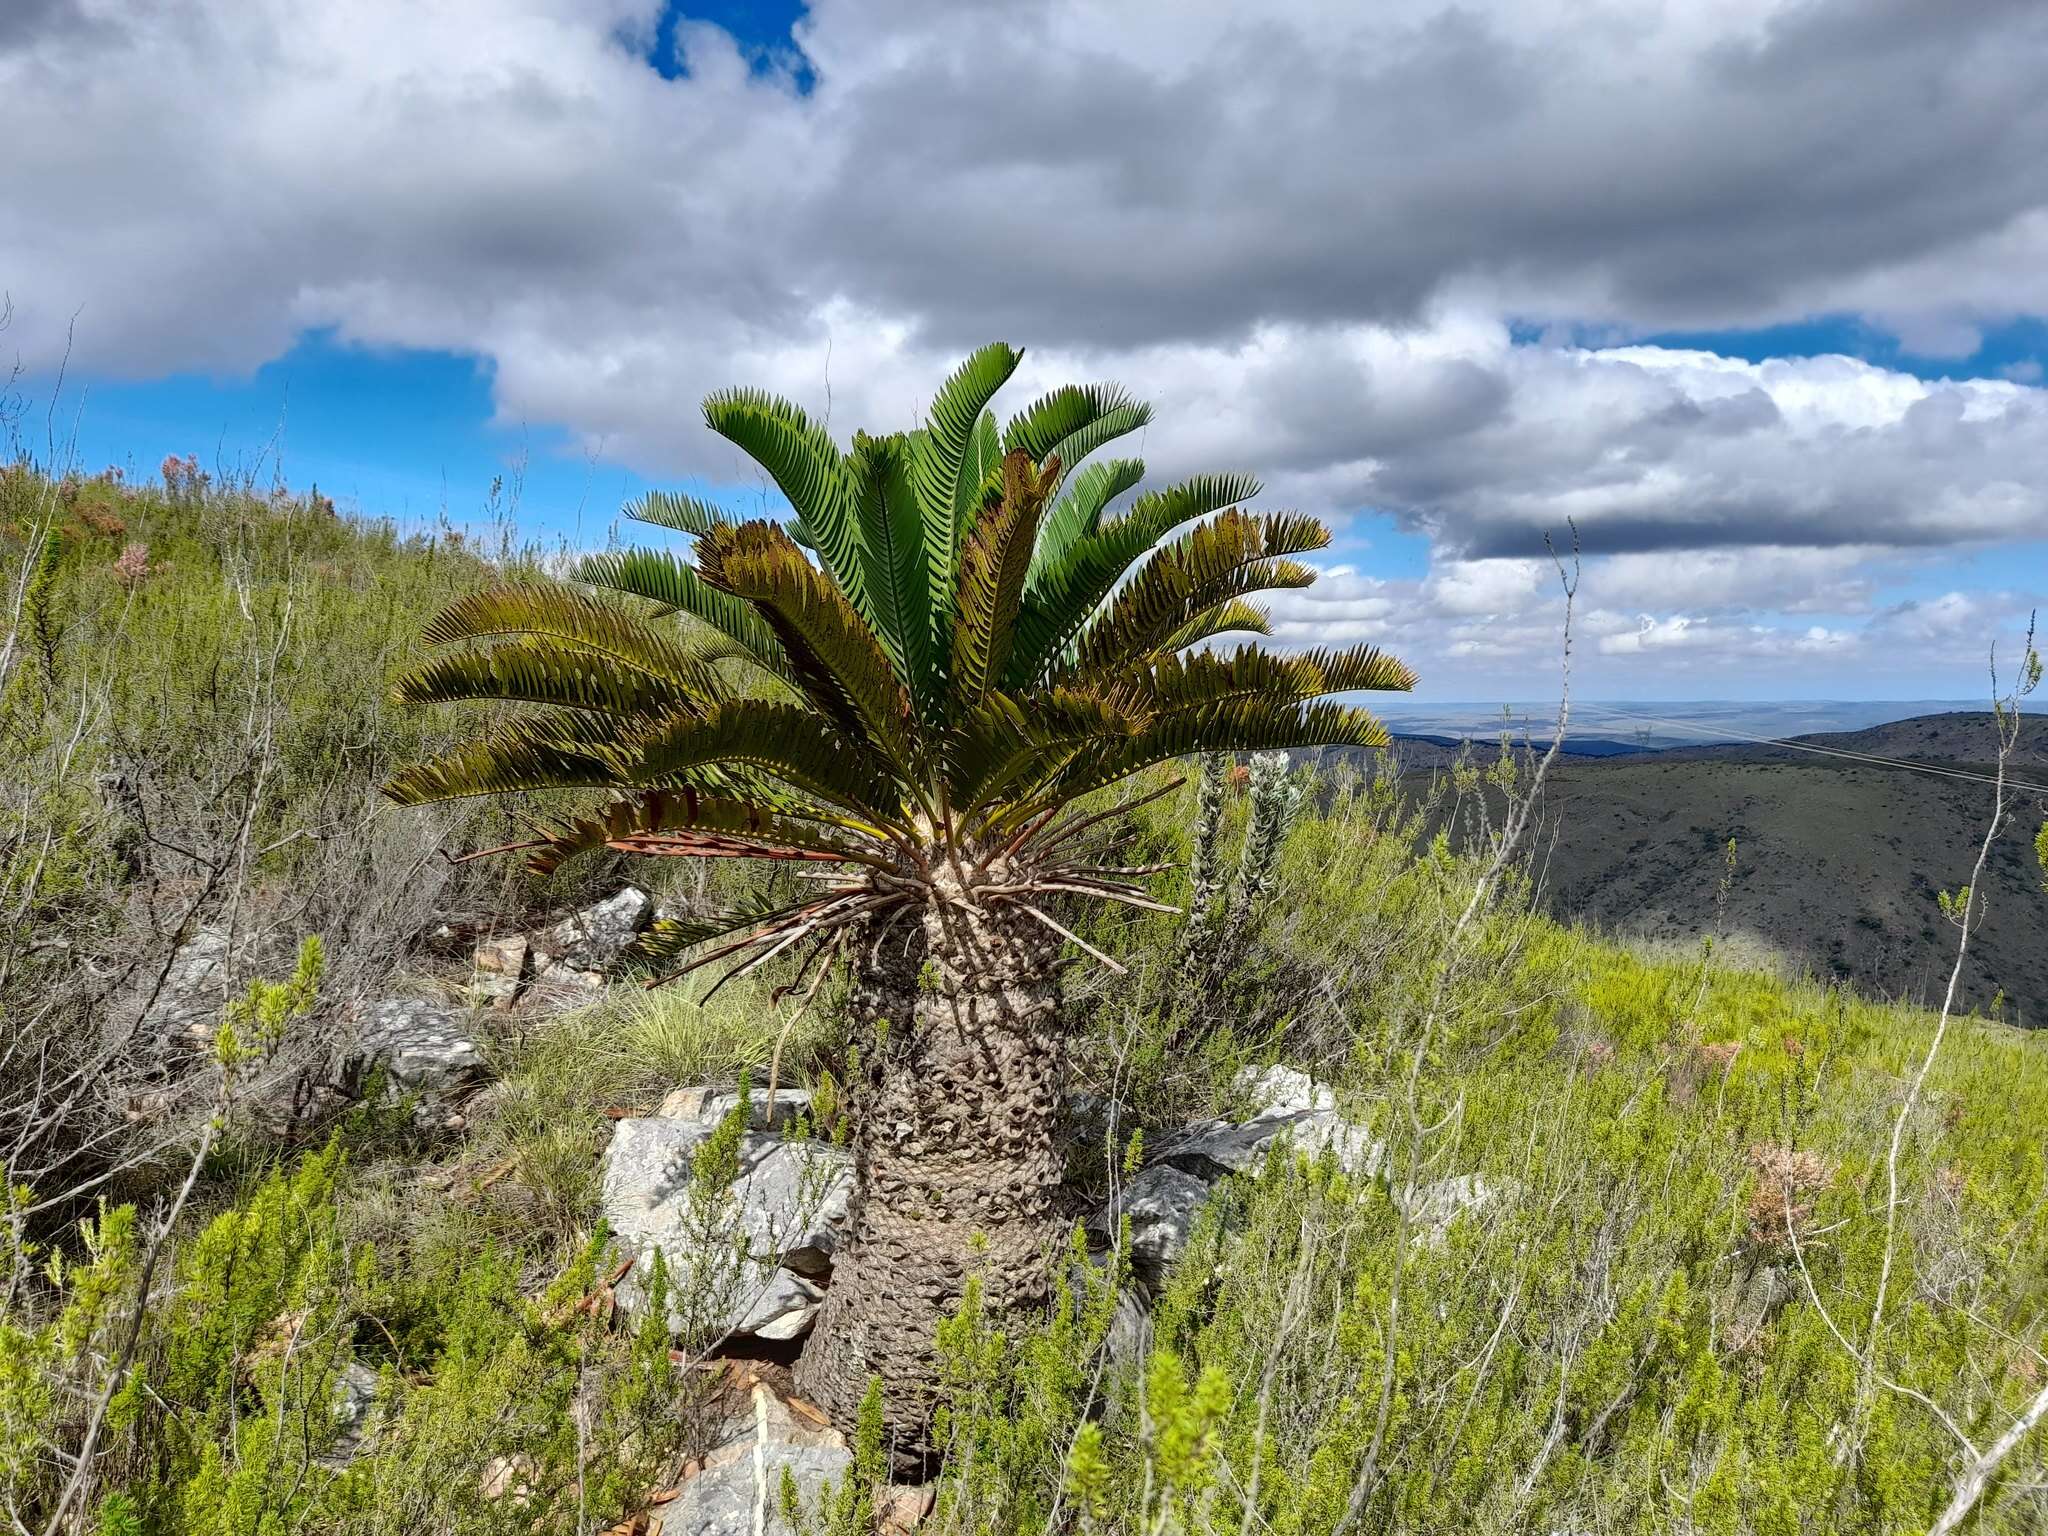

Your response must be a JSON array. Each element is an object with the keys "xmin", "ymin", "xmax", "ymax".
[
  {"xmin": 1, "ymin": 0, "xmax": 2044, "ymax": 694},
  {"xmin": 793, "ymin": 0, "xmax": 2048, "ymax": 349}
]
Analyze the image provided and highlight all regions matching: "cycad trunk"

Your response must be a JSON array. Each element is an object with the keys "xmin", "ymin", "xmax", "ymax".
[{"xmin": 794, "ymin": 892, "xmax": 1063, "ymax": 1460}]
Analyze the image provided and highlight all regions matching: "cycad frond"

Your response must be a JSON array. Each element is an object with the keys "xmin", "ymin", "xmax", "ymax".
[
  {"xmin": 701, "ymin": 389, "xmax": 867, "ymax": 617},
  {"xmin": 1033, "ymin": 458, "xmax": 1145, "ymax": 589},
  {"xmin": 1070, "ymin": 510, "xmax": 1328, "ymax": 677},
  {"xmin": 1003, "ymin": 383, "xmax": 1138, "ymax": 467},
  {"xmin": 624, "ymin": 489, "xmax": 745, "ymax": 538},
  {"xmin": 1008, "ymin": 471, "xmax": 1263, "ymax": 688},
  {"xmin": 951, "ymin": 451, "xmax": 1059, "ymax": 716},
  {"xmin": 421, "ymin": 583, "xmax": 728, "ymax": 679},
  {"xmin": 1038, "ymin": 699, "xmax": 1391, "ymax": 810},
  {"xmin": 1163, "ymin": 599, "xmax": 1272, "ymax": 651},
  {"xmin": 383, "ymin": 710, "xmax": 640, "ymax": 804},
  {"xmin": 624, "ymin": 698, "xmax": 900, "ymax": 828},
  {"xmin": 524, "ymin": 790, "xmax": 877, "ymax": 876},
  {"xmin": 849, "ymin": 431, "xmax": 934, "ymax": 707},
  {"xmin": 695, "ymin": 521, "xmax": 916, "ymax": 778},
  {"xmin": 393, "ymin": 638, "xmax": 714, "ymax": 719},
  {"xmin": 910, "ymin": 346, "xmax": 1023, "ymax": 652},
  {"xmin": 1046, "ymin": 401, "xmax": 1152, "ymax": 479},
  {"xmin": 1122, "ymin": 643, "xmax": 1417, "ymax": 717},
  {"xmin": 573, "ymin": 549, "xmax": 793, "ymax": 680},
  {"xmin": 948, "ymin": 686, "xmax": 1141, "ymax": 812}
]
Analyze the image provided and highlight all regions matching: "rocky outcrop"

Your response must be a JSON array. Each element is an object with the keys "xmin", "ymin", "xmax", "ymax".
[
  {"xmin": 465, "ymin": 887, "xmax": 653, "ymax": 1005},
  {"xmin": 127, "ymin": 924, "xmax": 240, "ymax": 1053},
  {"xmin": 1150, "ymin": 1064, "xmax": 1385, "ymax": 1181},
  {"xmin": 322, "ymin": 1362, "xmax": 384, "ymax": 1468},
  {"xmin": 1090, "ymin": 1065, "xmax": 1509, "ymax": 1296},
  {"xmin": 1093, "ymin": 1164, "xmax": 1211, "ymax": 1285},
  {"xmin": 601, "ymin": 1090, "xmax": 852, "ymax": 1344},
  {"xmin": 338, "ymin": 997, "xmax": 490, "ymax": 1133},
  {"xmin": 530, "ymin": 887, "xmax": 651, "ymax": 992},
  {"xmin": 661, "ymin": 1383, "xmax": 852, "ymax": 1535}
]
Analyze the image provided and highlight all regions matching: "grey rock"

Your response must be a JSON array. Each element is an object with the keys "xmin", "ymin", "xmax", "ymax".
[
  {"xmin": 529, "ymin": 960, "xmax": 607, "ymax": 995},
  {"xmin": 341, "ymin": 998, "xmax": 489, "ymax": 1132},
  {"xmin": 1091, "ymin": 1164, "xmax": 1212, "ymax": 1281},
  {"xmin": 1062, "ymin": 1088, "xmax": 1135, "ymax": 1157},
  {"xmin": 1153, "ymin": 1062, "xmax": 1381, "ymax": 1181},
  {"xmin": 133, "ymin": 925, "xmax": 235, "ymax": 1044},
  {"xmin": 332, "ymin": 1361, "xmax": 380, "ymax": 1428},
  {"xmin": 1232, "ymin": 1063, "xmax": 1335, "ymax": 1117},
  {"xmin": 532, "ymin": 887, "xmax": 650, "ymax": 973},
  {"xmin": 669, "ymin": 1444, "xmax": 852, "ymax": 1535},
  {"xmin": 1152, "ymin": 1109, "xmax": 1383, "ymax": 1182},
  {"xmin": 672, "ymin": 1387, "xmax": 851, "ymax": 1534},
  {"xmin": 1101, "ymin": 1285, "xmax": 1154, "ymax": 1375},
  {"xmin": 649, "ymin": 1084, "xmax": 813, "ymax": 1136},
  {"xmin": 471, "ymin": 934, "xmax": 527, "ymax": 1005},
  {"xmin": 322, "ymin": 1362, "xmax": 383, "ymax": 1466},
  {"xmin": 1401, "ymin": 1173, "xmax": 1516, "ymax": 1241},
  {"xmin": 602, "ymin": 1115, "xmax": 851, "ymax": 1339},
  {"xmin": 750, "ymin": 1281, "xmax": 825, "ymax": 1341},
  {"xmin": 704, "ymin": 1086, "xmax": 813, "ymax": 1133}
]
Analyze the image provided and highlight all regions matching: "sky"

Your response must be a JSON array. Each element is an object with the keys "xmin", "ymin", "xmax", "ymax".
[{"xmin": 2, "ymin": 0, "xmax": 2046, "ymax": 703}]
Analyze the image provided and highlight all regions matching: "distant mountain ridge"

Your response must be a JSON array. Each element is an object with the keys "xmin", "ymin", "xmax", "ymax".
[{"xmin": 1348, "ymin": 712, "xmax": 2048, "ymax": 1020}]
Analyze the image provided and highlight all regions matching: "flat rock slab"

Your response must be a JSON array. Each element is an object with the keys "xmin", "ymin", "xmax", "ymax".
[
  {"xmin": 663, "ymin": 1384, "xmax": 852, "ymax": 1535},
  {"xmin": 532, "ymin": 886, "xmax": 651, "ymax": 973},
  {"xmin": 1089, "ymin": 1164, "xmax": 1213, "ymax": 1282},
  {"xmin": 1153, "ymin": 1061, "xmax": 1383, "ymax": 1179},
  {"xmin": 665, "ymin": 1444, "xmax": 853, "ymax": 1535},
  {"xmin": 341, "ymin": 998, "xmax": 489, "ymax": 1132},
  {"xmin": 602, "ymin": 1112, "xmax": 851, "ymax": 1340}
]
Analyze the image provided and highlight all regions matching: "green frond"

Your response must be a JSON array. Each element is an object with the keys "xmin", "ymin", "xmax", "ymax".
[
  {"xmin": 1120, "ymin": 643, "xmax": 1416, "ymax": 719},
  {"xmin": 1002, "ymin": 383, "xmax": 1139, "ymax": 467},
  {"xmin": 849, "ymin": 430, "xmax": 935, "ymax": 707},
  {"xmin": 951, "ymin": 451, "xmax": 1058, "ymax": 716},
  {"xmin": 623, "ymin": 490, "xmax": 744, "ymax": 538},
  {"xmin": 1034, "ymin": 699, "xmax": 1391, "ymax": 811},
  {"xmin": 695, "ymin": 520, "xmax": 916, "ymax": 776},
  {"xmin": 1032, "ymin": 458, "xmax": 1145, "ymax": 592},
  {"xmin": 1110, "ymin": 473, "xmax": 1266, "ymax": 547},
  {"xmin": 523, "ymin": 789, "xmax": 872, "ymax": 877},
  {"xmin": 393, "ymin": 638, "xmax": 715, "ymax": 719},
  {"xmin": 381, "ymin": 710, "xmax": 634, "ymax": 805},
  {"xmin": 701, "ymin": 388, "xmax": 867, "ymax": 616},
  {"xmin": 630, "ymin": 910, "xmax": 765, "ymax": 969},
  {"xmin": 421, "ymin": 582, "xmax": 732, "ymax": 681},
  {"xmin": 910, "ymin": 346, "xmax": 1023, "ymax": 679},
  {"xmin": 1006, "ymin": 471, "xmax": 1264, "ymax": 688},
  {"xmin": 1163, "ymin": 599, "xmax": 1272, "ymax": 651},
  {"xmin": 623, "ymin": 698, "xmax": 901, "ymax": 826},
  {"xmin": 961, "ymin": 410, "xmax": 1002, "ymax": 520},
  {"xmin": 947, "ymin": 686, "xmax": 1142, "ymax": 811},
  {"xmin": 1046, "ymin": 400, "xmax": 1153, "ymax": 479},
  {"xmin": 574, "ymin": 548, "xmax": 793, "ymax": 680},
  {"xmin": 629, "ymin": 892, "xmax": 839, "ymax": 969},
  {"xmin": 1070, "ymin": 510, "xmax": 1328, "ymax": 677}
]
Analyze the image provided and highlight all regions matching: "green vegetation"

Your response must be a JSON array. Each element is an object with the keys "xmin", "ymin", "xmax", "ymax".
[
  {"xmin": 378, "ymin": 345, "xmax": 1416, "ymax": 1442},
  {"xmin": 3, "ymin": 464, "xmax": 2046, "ymax": 1532}
]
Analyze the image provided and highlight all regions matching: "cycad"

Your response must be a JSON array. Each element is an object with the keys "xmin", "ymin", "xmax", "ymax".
[{"xmin": 385, "ymin": 344, "xmax": 1414, "ymax": 1446}]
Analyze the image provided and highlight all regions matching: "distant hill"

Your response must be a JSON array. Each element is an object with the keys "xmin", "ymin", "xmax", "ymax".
[
  {"xmin": 1342, "ymin": 713, "xmax": 2048, "ymax": 1020},
  {"xmin": 1392, "ymin": 731, "xmax": 1650, "ymax": 761}
]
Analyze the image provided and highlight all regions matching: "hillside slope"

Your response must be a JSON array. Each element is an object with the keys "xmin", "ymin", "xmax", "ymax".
[{"xmin": 1518, "ymin": 714, "xmax": 2047, "ymax": 1017}]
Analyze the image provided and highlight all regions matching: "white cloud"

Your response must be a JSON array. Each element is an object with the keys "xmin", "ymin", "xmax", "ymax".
[{"xmin": 2, "ymin": 0, "xmax": 2045, "ymax": 696}]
